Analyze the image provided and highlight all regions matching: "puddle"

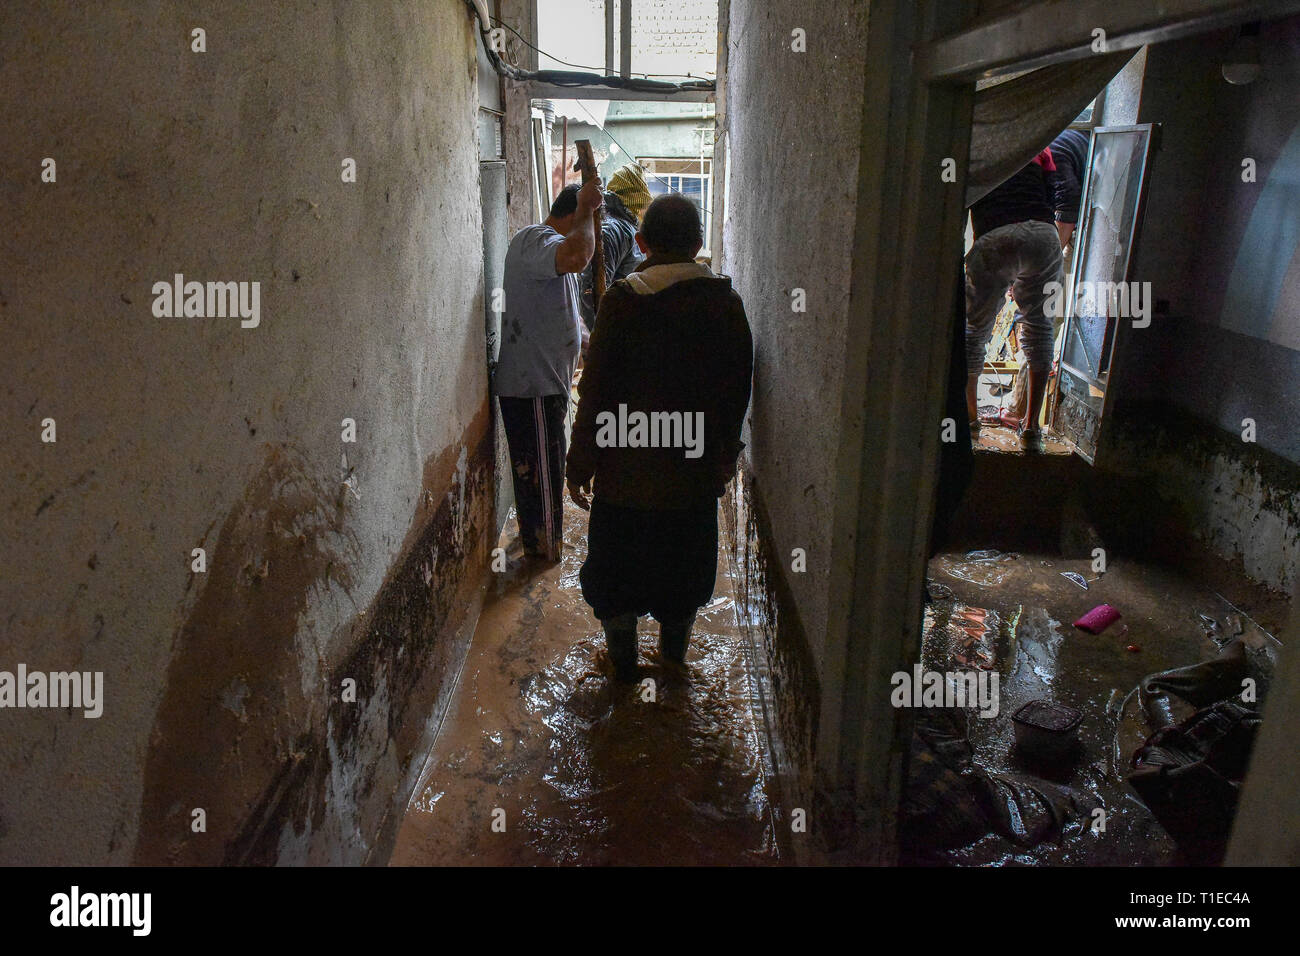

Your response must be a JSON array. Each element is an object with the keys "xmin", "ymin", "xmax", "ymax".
[
  {"xmin": 391, "ymin": 499, "xmax": 780, "ymax": 866},
  {"xmin": 937, "ymin": 550, "xmax": 1020, "ymax": 588},
  {"xmin": 910, "ymin": 549, "xmax": 1279, "ymax": 866}
]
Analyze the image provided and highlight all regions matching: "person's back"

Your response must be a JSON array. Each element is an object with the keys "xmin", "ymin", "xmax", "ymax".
[
  {"xmin": 578, "ymin": 194, "xmax": 644, "ymax": 330},
  {"xmin": 567, "ymin": 193, "xmax": 753, "ymax": 682},
  {"xmin": 970, "ymin": 148, "xmax": 1059, "ymax": 240},
  {"xmin": 494, "ymin": 180, "xmax": 603, "ymax": 561},
  {"xmin": 496, "ymin": 222, "xmax": 582, "ymax": 398},
  {"xmin": 569, "ymin": 263, "xmax": 751, "ymax": 507}
]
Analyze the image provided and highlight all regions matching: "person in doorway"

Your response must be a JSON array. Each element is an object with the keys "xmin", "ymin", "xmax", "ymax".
[
  {"xmin": 965, "ymin": 148, "xmax": 1064, "ymax": 453},
  {"xmin": 1049, "ymin": 127, "xmax": 1090, "ymax": 251},
  {"xmin": 495, "ymin": 178, "xmax": 603, "ymax": 562},
  {"xmin": 607, "ymin": 162, "xmax": 653, "ymax": 222},
  {"xmin": 566, "ymin": 194, "xmax": 753, "ymax": 682},
  {"xmin": 578, "ymin": 191, "xmax": 644, "ymax": 333}
]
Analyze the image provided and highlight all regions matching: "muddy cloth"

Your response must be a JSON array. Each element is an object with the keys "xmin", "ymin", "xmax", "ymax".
[
  {"xmin": 579, "ymin": 498, "xmax": 718, "ymax": 623},
  {"xmin": 901, "ymin": 707, "xmax": 1097, "ymax": 861},
  {"xmin": 1130, "ymin": 700, "xmax": 1261, "ymax": 864},
  {"xmin": 499, "ymin": 394, "xmax": 569, "ymax": 560},
  {"xmin": 901, "ymin": 708, "xmax": 991, "ymax": 857},
  {"xmin": 964, "ymin": 220, "xmax": 1063, "ymax": 375},
  {"xmin": 567, "ymin": 258, "xmax": 753, "ymax": 510},
  {"xmin": 1139, "ymin": 639, "xmax": 1248, "ymax": 730}
]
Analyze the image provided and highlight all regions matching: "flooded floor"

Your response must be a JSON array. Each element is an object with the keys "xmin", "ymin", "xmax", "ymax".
[
  {"xmin": 974, "ymin": 420, "xmax": 1072, "ymax": 456},
  {"xmin": 390, "ymin": 499, "xmax": 780, "ymax": 866},
  {"xmin": 974, "ymin": 367, "xmax": 1071, "ymax": 455},
  {"xmin": 910, "ymin": 548, "xmax": 1280, "ymax": 865}
]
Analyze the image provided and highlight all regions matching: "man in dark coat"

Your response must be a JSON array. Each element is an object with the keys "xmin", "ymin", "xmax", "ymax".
[{"xmin": 567, "ymin": 194, "xmax": 753, "ymax": 681}]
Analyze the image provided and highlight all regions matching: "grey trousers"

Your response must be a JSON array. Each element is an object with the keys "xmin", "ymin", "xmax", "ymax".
[{"xmin": 964, "ymin": 220, "xmax": 1063, "ymax": 376}]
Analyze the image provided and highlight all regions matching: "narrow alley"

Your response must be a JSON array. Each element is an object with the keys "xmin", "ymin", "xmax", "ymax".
[{"xmin": 5, "ymin": 1, "xmax": 1300, "ymax": 932}]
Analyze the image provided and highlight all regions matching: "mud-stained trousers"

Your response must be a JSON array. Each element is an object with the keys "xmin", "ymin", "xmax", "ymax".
[
  {"xmin": 964, "ymin": 220, "xmax": 1064, "ymax": 376},
  {"xmin": 499, "ymin": 394, "xmax": 568, "ymax": 560}
]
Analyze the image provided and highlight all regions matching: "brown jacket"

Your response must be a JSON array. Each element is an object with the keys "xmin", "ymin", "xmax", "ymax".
[{"xmin": 567, "ymin": 259, "xmax": 753, "ymax": 509}]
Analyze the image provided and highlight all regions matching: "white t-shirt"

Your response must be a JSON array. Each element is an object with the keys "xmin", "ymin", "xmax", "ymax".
[{"xmin": 494, "ymin": 224, "xmax": 582, "ymax": 398}]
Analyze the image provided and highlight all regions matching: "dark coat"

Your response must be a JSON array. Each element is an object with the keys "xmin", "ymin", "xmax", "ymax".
[{"xmin": 568, "ymin": 261, "xmax": 753, "ymax": 509}]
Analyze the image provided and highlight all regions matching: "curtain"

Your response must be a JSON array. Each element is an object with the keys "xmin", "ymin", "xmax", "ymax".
[{"xmin": 966, "ymin": 49, "xmax": 1139, "ymax": 207}]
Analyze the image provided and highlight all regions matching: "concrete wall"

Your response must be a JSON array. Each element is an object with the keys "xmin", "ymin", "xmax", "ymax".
[
  {"xmin": 0, "ymin": 0, "xmax": 493, "ymax": 864},
  {"xmin": 601, "ymin": 103, "xmax": 715, "ymax": 181},
  {"xmin": 719, "ymin": 0, "xmax": 871, "ymax": 814},
  {"xmin": 1107, "ymin": 17, "xmax": 1300, "ymax": 595},
  {"xmin": 1126, "ymin": 19, "xmax": 1300, "ymax": 459}
]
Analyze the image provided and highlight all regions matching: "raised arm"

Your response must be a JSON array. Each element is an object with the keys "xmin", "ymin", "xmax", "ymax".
[{"xmin": 555, "ymin": 178, "xmax": 604, "ymax": 275}]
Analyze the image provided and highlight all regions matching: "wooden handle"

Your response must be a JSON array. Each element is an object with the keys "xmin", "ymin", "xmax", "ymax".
[{"xmin": 574, "ymin": 139, "xmax": 606, "ymax": 311}]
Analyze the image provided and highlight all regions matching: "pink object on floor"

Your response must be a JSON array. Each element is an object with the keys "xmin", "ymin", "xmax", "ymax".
[{"xmin": 1074, "ymin": 604, "xmax": 1121, "ymax": 634}]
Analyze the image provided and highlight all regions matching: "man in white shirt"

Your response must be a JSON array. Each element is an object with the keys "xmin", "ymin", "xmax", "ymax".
[{"xmin": 495, "ymin": 178, "xmax": 603, "ymax": 561}]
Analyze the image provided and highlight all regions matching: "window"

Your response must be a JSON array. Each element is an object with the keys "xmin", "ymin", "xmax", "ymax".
[
  {"xmin": 535, "ymin": 0, "xmax": 717, "ymax": 79},
  {"xmin": 639, "ymin": 157, "xmax": 712, "ymax": 255}
]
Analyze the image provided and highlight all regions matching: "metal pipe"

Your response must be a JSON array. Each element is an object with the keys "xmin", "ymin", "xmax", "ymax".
[
  {"xmin": 605, "ymin": 0, "xmax": 615, "ymax": 76},
  {"xmin": 620, "ymin": 0, "xmax": 632, "ymax": 79}
]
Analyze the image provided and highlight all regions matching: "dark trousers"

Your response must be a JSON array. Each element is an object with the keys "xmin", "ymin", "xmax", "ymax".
[
  {"xmin": 579, "ymin": 498, "xmax": 718, "ymax": 623},
  {"xmin": 499, "ymin": 394, "xmax": 568, "ymax": 560}
]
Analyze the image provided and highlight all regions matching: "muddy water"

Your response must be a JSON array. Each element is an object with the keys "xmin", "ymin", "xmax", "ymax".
[
  {"xmin": 974, "ymin": 422, "xmax": 1072, "ymax": 456},
  {"xmin": 390, "ymin": 499, "xmax": 780, "ymax": 866},
  {"xmin": 917, "ymin": 550, "xmax": 1280, "ymax": 866}
]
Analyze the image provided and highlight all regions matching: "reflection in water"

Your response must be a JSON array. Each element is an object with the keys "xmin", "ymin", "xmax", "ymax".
[
  {"xmin": 390, "ymin": 499, "xmax": 779, "ymax": 866},
  {"xmin": 936, "ymin": 550, "xmax": 1019, "ymax": 588}
]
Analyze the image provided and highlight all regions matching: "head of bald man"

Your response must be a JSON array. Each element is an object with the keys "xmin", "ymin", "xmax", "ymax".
[{"xmin": 635, "ymin": 193, "xmax": 704, "ymax": 262}]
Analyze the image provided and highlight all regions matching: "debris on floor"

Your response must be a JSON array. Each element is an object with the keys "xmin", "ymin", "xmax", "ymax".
[
  {"xmin": 906, "ymin": 548, "xmax": 1281, "ymax": 866},
  {"xmin": 1130, "ymin": 693, "xmax": 1262, "ymax": 864},
  {"xmin": 1074, "ymin": 603, "xmax": 1121, "ymax": 633},
  {"xmin": 1012, "ymin": 699, "xmax": 1084, "ymax": 762},
  {"xmin": 1060, "ymin": 571, "xmax": 1089, "ymax": 590}
]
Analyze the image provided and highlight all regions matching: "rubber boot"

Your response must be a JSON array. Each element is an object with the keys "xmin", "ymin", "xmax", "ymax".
[
  {"xmin": 658, "ymin": 612, "xmax": 696, "ymax": 665},
  {"xmin": 602, "ymin": 614, "xmax": 639, "ymax": 682}
]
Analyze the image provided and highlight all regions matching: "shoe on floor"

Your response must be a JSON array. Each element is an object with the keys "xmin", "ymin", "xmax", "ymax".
[{"xmin": 1019, "ymin": 427, "xmax": 1045, "ymax": 454}]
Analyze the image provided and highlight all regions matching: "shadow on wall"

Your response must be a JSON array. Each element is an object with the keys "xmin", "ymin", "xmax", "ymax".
[{"xmin": 135, "ymin": 405, "xmax": 494, "ymax": 865}]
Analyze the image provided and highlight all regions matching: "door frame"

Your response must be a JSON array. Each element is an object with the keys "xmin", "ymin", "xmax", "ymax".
[
  {"xmin": 1054, "ymin": 122, "xmax": 1158, "ymax": 463},
  {"xmin": 828, "ymin": 0, "xmax": 1300, "ymax": 864}
]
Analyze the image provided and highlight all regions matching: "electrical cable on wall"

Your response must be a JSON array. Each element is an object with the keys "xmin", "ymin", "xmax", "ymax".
[{"xmin": 464, "ymin": 0, "xmax": 715, "ymax": 95}]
